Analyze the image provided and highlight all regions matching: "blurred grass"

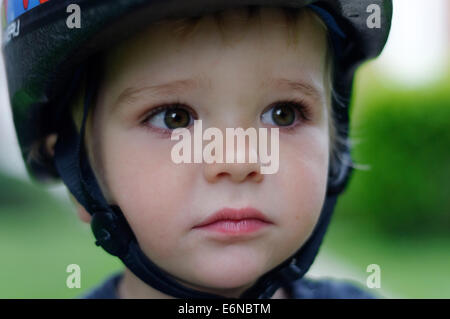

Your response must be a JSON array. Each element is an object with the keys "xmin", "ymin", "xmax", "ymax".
[
  {"xmin": 321, "ymin": 216, "xmax": 450, "ymax": 298},
  {"xmin": 0, "ymin": 172, "xmax": 122, "ymax": 298}
]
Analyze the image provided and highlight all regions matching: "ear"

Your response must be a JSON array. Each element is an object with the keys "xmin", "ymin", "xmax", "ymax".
[
  {"xmin": 45, "ymin": 133, "xmax": 58, "ymax": 157},
  {"xmin": 69, "ymin": 194, "xmax": 92, "ymax": 223},
  {"xmin": 76, "ymin": 202, "xmax": 93, "ymax": 224}
]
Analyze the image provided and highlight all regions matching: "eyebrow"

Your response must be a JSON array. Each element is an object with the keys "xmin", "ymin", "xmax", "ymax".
[
  {"xmin": 114, "ymin": 76, "xmax": 322, "ymax": 111},
  {"xmin": 263, "ymin": 77, "xmax": 323, "ymax": 102},
  {"xmin": 114, "ymin": 78, "xmax": 201, "ymax": 111}
]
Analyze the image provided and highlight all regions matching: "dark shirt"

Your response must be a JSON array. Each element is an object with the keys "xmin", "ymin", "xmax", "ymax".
[{"xmin": 80, "ymin": 272, "xmax": 378, "ymax": 299}]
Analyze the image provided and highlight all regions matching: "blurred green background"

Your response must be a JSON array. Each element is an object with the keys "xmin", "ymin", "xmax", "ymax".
[
  {"xmin": 319, "ymin": 63, "xmax": 450, "ymax": 299},
  {"xmin": 0, "ymin": 63, "xmax": 449, "ymax": 298},
  {"xmin": 1, "ymin": 0, "xmax": 450, "ymax": 298}
]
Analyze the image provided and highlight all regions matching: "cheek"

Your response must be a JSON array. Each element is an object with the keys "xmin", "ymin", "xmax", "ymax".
[
  {"xmin": 100, "ymin": 127, "xmax": 197, "ymax": 260},
  {"xmin": 274, "ymin": 127, "xmax": 329, "ymax": 247}
]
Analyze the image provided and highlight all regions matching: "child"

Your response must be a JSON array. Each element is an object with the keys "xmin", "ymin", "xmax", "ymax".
[{"xmin": 1, "ymin": 0, "xmax": 392, "ymax": 298}]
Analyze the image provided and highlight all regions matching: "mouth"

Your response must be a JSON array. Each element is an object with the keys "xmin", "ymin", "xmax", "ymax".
[{"xmin": 193, "ymin": 207, "xmax": 273, "ymax": 235}]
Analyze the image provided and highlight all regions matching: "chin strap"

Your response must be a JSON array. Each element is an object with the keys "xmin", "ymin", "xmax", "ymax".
[
  {"xmin": 54, "ymin": 61, "xmax": 346, "ymax": 299},
  {"xmin": 54, "ymin": 4, "xmax": 351, "ymax": 298}
]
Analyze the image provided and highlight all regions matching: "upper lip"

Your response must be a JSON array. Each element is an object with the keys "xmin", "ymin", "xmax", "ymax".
[{"xmin": 193, "ymin": 207, "xmax": 273, "ymax": 228}]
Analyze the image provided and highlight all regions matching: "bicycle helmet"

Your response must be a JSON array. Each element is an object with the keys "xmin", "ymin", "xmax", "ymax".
[{"xmin": 1, "ymin": 0, "xmax": 392, "ymax": 298}]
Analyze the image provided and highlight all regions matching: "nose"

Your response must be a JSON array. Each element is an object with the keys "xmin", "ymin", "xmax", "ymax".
[
  {"xmin": 203, "ymin": 146, "xmax": 264, "ymax": 183},
  {"xmin": 204, "ymin": 161, "xmax": 264, "ymax": 183}
]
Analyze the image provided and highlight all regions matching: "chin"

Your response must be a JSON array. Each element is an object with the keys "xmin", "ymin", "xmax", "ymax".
[{"xmin": 187, "ymin": 258, "xmax": 267, "ymax": 292}]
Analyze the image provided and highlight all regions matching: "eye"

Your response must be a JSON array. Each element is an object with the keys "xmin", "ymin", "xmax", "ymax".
[
  {"xmin": 144, "ymin": 104, "xmax": 194, "ymax": 130},
  {"xmin": 261, "ymin": 100, "xmax": 310, "ymax": 127}
]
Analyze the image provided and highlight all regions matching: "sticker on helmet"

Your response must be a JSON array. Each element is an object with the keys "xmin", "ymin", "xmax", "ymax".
[{"xmin": 3, "ymin": 0, "xmax": 49, "ymax": 25}]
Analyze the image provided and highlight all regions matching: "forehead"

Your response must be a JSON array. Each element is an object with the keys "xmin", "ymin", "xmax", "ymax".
[{"xmin": 101, "ymin": 7, "xmax": 329, "ymax": 99}]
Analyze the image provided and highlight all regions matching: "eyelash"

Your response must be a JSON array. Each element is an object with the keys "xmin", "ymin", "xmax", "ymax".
[
  {"xmin": 140, "ymin": 99, "xmax": 197, "ymax": 137},
  {"xmin": 140, "ymin": 98, "xmax": 312, "ymax": 137},
  {"xmin": 263, "ymin": 98, "xmax": 312, "ymax": 130}
]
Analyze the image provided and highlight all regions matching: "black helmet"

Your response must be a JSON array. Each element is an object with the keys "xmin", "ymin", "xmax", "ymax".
[{"xmin": 1, "ymin": 0, "xmax": 392, "ymax": 298}]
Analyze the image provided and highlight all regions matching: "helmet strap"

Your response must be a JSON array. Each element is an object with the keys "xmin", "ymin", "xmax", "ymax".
[{"xmin": 54, "ymin": 50, "xmax": 347, "ymax": 298}]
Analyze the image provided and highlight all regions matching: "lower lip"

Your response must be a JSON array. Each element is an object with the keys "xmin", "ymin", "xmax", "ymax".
[{"xmin": 194, "ymin": 219, "xmax": 270, "ymax": 234}]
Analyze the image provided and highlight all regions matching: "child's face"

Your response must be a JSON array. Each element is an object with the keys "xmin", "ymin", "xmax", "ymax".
[{"xmin": 85, "ymin": 8, "xmax": 330, "ymax": 297}]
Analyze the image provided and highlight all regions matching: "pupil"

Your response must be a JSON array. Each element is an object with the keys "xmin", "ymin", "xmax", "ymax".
[
  {"xmin": 164, "ymin": 108, "xmax": 190, "ymax": 129},
  {"xmin": 273, "ymin": 105, "xmax": 295, "ymax": 126}
]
